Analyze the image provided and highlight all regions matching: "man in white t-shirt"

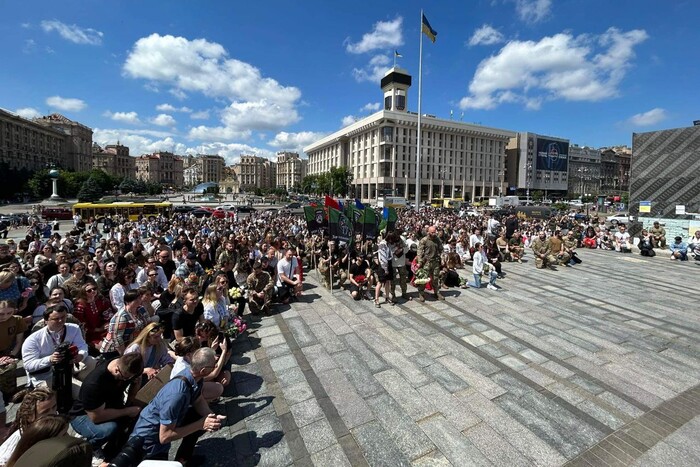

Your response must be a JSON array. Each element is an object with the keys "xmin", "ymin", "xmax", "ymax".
[
  {"xmin": 614, "ymin": 225, "xmax": 632, "ymax": 253},
  {"xmin": 276, "ymin": 248, "xmax": 301, "ymax": 303}
]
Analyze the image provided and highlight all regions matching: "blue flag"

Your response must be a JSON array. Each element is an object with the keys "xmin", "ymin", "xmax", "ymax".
[{"xmin": 355, "ymin": 199, "xmax": 365, "ymax": 210}]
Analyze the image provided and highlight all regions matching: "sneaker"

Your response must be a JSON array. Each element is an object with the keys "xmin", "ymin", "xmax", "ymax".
[{"xmin": 487, "ymin": 284, "xmax": 499, "ymax": 291}]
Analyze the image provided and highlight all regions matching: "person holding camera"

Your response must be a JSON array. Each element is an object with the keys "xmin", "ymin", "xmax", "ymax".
[
  {"xmin": 69, "ymin": 353, "xmax": 143, "ymax": 464},
  {"xmin": 21, "ymin": 304, "xmax": 89, "ymax": 389},
  {"xmin": 125, "ymin": 347, "xmax": 225, "ymax": 465}
]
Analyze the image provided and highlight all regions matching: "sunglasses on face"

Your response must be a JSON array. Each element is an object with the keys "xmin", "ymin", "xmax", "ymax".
[
  {"xmin": 148, "ymin": 273, "xmax": 157, "ymax": 277},
  {"xmin": 86, "ymin": 288, "xmax": 97, "ymax": 293}
]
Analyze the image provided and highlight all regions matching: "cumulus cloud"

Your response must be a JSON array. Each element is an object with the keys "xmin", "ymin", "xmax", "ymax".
[
  {"xmin": 268, "ymin": 131, "xmax": 328, "ymax": 151},
  {"xmin": 515, "ymin": 0, "xmax": 552, "ymax": 23},
  {"xmin": 156, "ymin": 103, "xmax": 191, "ymax": 113},
  {"xmin": 361, "ymin": 102, "xmax": 381, "ymax": 112},
  {"xmin": 46, "ymin": 96, "xmax": 86, "ymax": 112},
  {"xmin": 341, "ymin": 115, "xmax": 359, "ymax": 127},
  {"xmin": 459, "ymin": 27, "xmax": 648, "ymax": 110},
  {"xmin": 353, "ymin": 54, "xmax": 392, "ymax": 83},
  {"xmin": 123, "ymin": 33, "xmax": 301, "ymax": 137},
  {"xmin": 15, "ymin": 107, "xmax": 41, "ymax": 119},
  {"xmin": 104, "ymin": 111, "xmax": 140, "ymax": 124},
  {"xmin": 40, "ymin": 19, "xmax": 103, "ymax": 45},
  {"xmin": 190, "ymin": 110, "xmax": 210, "ymax": 120},
  {"xmin": 468, "ymin": 24, "xmax": 505, "ymax": 46},
  {"xmin": 346, "ymin": 17, "xmax": 403, "ymax": 54},
  {"xmin": 151, "ymin": 114, "xmax": 177, "ymax": 127},
  {"xmin": 184, "ymin": 142, "xmax": 275, "ymax": 165},
  {"xmin": 93, "ymin": 128, "xmax": 186, "ymax": 156},
  {"xmin": 628, "ymin": 108, "xmax": 667, "ymax": 126}
]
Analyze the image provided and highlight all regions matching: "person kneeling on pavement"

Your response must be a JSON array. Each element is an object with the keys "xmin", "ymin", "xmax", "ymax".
[
  {"xmin": 120, "ymin": 347, "xmax": 225, "ymax": 466},
  {"xmin": 69, "ymin": 353, "xmax": 143, "ymax": 462},
  {"xmin": 669, "ymin": 236, "xmax": 688, "ymax": 261}
]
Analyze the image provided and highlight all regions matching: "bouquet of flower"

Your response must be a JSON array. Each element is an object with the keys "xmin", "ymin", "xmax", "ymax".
[
  {"xmin": 229, "ymin": 287, "xmax": 244, "ymax": 300},
  {"xmin": 223, "ymin": 316, "xmax": 248, "ymax": 339},
  {"xmin": 413, "ymin": 268, "xmax": 431, "ymax": 285},
  {"xmin": 185, "ymin": 272, "xmax": 199, "ymax": 288}
]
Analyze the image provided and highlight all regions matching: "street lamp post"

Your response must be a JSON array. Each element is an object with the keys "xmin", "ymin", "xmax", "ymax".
[{"xmin": 525, "ymin": 162, "xmax": 532, "ymax": 202}]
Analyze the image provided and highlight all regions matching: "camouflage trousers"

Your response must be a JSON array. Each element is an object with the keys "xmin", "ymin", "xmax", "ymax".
[
  {"xmin": 417, "ymin": 261, "xmax": 443, "ymax": 293},
  {"xmin": 322, "ymin": 269, "xmax": 348, "ymax": 289},
  {"xmin": 391, "ymin": 265, "xmax": 408, "ymax": 296},
  {"xmin": 535, "ymin": 254, "xmax": 558, "ymax": 269}
]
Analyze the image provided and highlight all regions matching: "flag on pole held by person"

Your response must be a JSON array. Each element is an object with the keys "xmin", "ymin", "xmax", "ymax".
[
  {"xmin": 324, "ymin": 195, "xmax": 340, "ymax": 211},
  {"xmin": 363, "ymin": 207, "xmax": 378, "ymax": 240},
  {"xmin": 328, "ymin": 208, "xmax": 352, "ymax": 244},
  {"xmin": 422, "ymin": 13, "xmax": 437, "ymax": 42},
  {"xmin": 379, "ymin": 207, "xmax": 398, "ymax": 232},
  {"xmin": 303, "ymin": 206, "xmax": 328, "ymax": 235},
  {"xmin": 355, "ymin": 199, "xmax": 365, "ymax": 210}
]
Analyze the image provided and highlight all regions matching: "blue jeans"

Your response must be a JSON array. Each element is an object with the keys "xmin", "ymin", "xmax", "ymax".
[
  {"xmin": 470, "ymin": 273, "xmax": 482, "ymax": 288},
  {"xmin": 70, "ymin": 414, "xmax": 119, "ymax": 448}
]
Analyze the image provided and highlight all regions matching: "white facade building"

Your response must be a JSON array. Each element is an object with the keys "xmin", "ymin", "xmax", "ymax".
[{"xmin": 304, "ymin": 67, "xmax": 515, "ymax": 202}]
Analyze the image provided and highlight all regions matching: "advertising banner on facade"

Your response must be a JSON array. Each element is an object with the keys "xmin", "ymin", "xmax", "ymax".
[{"xmin": 536, "ymin": 138, "xmax": 569, "ymax": 172}]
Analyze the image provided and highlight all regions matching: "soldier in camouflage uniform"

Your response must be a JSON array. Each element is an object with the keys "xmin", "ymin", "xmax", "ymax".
[
  {"xmin": 416, "ymin": 226, "xmax": 444, "ymax": 302},
  {"xmin": 563, "ymin": 231, "xmax": 580, "ymax": 266},
  {"xmin": 246, "ymin": 260, "xmax": 274, "ymax": 314},
  {"xmin": 531, "ymin": 231, "xmax": 557, "ymax": 269}
]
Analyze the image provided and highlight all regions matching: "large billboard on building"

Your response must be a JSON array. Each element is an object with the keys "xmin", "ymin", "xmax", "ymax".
[{"xmin": 536, "ymin": 138, "xmax": 568, "ymax": 172}]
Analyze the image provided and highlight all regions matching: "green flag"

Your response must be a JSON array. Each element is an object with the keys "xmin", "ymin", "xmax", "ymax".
[
  {"xmin": 304, "ymin": 206, "xmax": 328, "ymax": 235},
  {"xmin": 329, "ymin": 207, "xmax": 352, "ymax": 243},
  {"xmin": 363, "ymin": 207, "xmax": 378, "ymax": 240},
  {"xmin": 379, "ymin": 207, "xmax": 398, "ymax": 232}
]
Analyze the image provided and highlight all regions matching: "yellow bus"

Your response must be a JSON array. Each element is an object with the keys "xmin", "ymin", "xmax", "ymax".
[
  {"xmin": 72, "ymin": 202, "xmax": 173, "ymax": 221},
  {"xmin": 430, "ymin": 198, "xmax": 460, "ymax": 209}
]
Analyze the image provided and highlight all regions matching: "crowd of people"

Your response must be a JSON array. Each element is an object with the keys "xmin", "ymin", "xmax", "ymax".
[{"xmin": 0, "ymin": 203, "xmax": 696, "ymax": 466}]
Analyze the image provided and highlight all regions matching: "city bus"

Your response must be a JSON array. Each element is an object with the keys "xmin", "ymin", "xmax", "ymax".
[
  {"xmin": 430, "ymin": 198, "xmax": 460, "ymax": 209},
  {"xmin": 72, "ymin": 201, "xmax": 173, "ymax": 221}
]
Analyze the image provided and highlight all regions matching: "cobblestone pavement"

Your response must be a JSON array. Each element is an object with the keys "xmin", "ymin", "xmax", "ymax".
[{"xmin": 196, "ymin": 248, "xmax": 700, "ymax": 466}]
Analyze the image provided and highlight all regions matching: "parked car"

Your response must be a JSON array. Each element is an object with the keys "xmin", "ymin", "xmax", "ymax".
[
  {"xmin": 607, "ymin": 213, "xmax": 633, "ymax": 225},
  {"xmin": 212, "ymin": 208, "xmax": 235, "ymax": 219},
  {"xmin": 174, "ymin": 205, "xmax": 196, "ymax": 213},
  {"xmin": 41, "ymin": 207, "xmax": 73, "ymax": 220},
  {"xmin": 284, "ymin": 202, "xmax": 301, "ymax": 209},
  {"xmin": 191, "ymin": 208, "xmax": 214, "ymax": 218}
]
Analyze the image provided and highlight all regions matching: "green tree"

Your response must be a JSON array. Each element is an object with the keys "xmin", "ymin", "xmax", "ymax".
[
  {"xmin": 28, "ymin": 170, "xmax": 53, "ymax": 199},
  {"xmin": 77, "ymin": 177, "xmax": 103, "ymax": 202},
  {"xmin": 532, "ymin": 190, "xmax": 544, "ymax": 202},
  {"xmin": 119, "ymin": 177, "xmax": 140, "ymax": 193},
  {"xmin": 329, "ymin": 166, "xmax": 353, "ymax": 197},
  {"xmin": 300, "ymin": 175, "xmax": 318, "ymax": 194}
]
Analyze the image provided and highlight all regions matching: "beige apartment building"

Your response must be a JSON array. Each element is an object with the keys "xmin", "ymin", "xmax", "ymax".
[
  {"xmin": 303, "ymin": 67, "xmax": 515, "ymax": 202},
  {"xmin": 276, "ymin": 151, "xmax": 307, "ymax": 191},
  {"xmin": 135, "ymin": 151, "xmax": 184, "ymax": 187},
  {"xmin": 235, "ymin": 155, "xmax": 277, "ymax": 191},
  {"xmin": 92, "ymin": 142, "xmax": 136, "ymax": 179},
  {"xmin": 35, "ymin": 113, "xmax": 93, "ymax": 172},
  {"xmin": 183, "ymin": 154, "xmax": 226, "ymax": 186},
  {"xmin": 0, "ymin": 108, "xmax": 66, "ymax": 171}
]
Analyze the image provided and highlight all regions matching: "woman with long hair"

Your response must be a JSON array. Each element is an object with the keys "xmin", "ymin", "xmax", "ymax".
[
  {"xmin": 201, "ymin": 283, "xmax": 229, "ymax": 330},
  {"xmin": 6, "ymin": 414, "xmax": 69, "ymax": 467},
  {"xmin": 125, "ymin": 322, "xmax": 175, "ymax": 383},
  {"xmin": 195, "ymin": 320, "xmax": 231, "ymax": 387},
  {"xmin": 86, "ymin": 259, "xmax": 101, "ymax": 282},
  {"xmin": 73, "ymin": 283, "xmax": 113, "ymax": 352},
  {"xmin": 31, "ymin": 286, "xmax": 74, "ymax": 326},
  {"xmin": 109, "ymin": 269, "xmax": 137, "ymax": 311},
  {"xmin": 0, "ymin": 388, "xmax": 57, "ymax": 465},
  {"xmin": 171, "ymin": 337, "xmax": 223, "ymax": 401},
  {"xmin": 62, "ymin": 262, "xmax": 93, "ymax": 301},
  {"xmin": 96, "ymin": 259, "xmax": 118, "ymax": 299}
]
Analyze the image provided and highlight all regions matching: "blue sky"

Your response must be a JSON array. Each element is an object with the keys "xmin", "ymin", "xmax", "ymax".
[{"xmin": 2, "ymin": 0, "xmax": 698, "ymax": 165}]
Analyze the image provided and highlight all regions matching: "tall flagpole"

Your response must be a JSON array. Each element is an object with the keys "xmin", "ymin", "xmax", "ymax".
[{"xmin": 415, "ymin": 9, "xmax": 424, "ymax": 209}]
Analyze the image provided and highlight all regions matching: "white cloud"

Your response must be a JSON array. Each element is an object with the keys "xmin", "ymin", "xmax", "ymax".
[
  {"xmin": 468, "ymin": 24, "xmax": 505, "ymax": 46},
  {"xmin": 268, "ymin": 131, "xmax": 328, "ymax": 151},
  {"xmin": 515, "ymin": 0, "xmax": 552, "ymax": 23},
  {"xmin": 353, "ymin": 54, "xmax": 392, "ymax": 83},
  {"xmin": 346, "ymin": 17, "xmax": 403, "ymax": 54},
  {"xmin": 459, "ymin": 27, "xmax": 648, "ymax": 110},
  {"xmin": 123, "ymin": 33, "xmax": 301, "ymax": 138},
  {"xmin": 151, "ymin": 113, "xmax": 177, "ymax": 127},
  {"xmin": 628, "ymin": 108, "xmax": 667, "ymax": 126},
  {"xmin": 184, "ymin": 142, "xmax": 275, "ymax": 165},
  {"xmin": 361, "ymin": 102, "xmax": 381, "ymax": 112},
  {"xmin": 46, "ymin": 95, "xmax": 87, "ymax": 112},
  {"xmin": 156, "ymin": 103, "xmax": 191, "ymax": 113},
  {"xmin": 188, "ymin": 100, "xmax": 299, "ymax": 142},
  {"xmin": 93, "ymin": 128, "xmax": 186, "ymax": 156},
  {"xmin": 190, "ymin": 110, "xmax": 210, "ymax": 120},
  {"xmin": 341, "ymin": 115, "xmax": 359, "ymax": 127},
  {"xmin": 40, "ymin": 19, "xmax": 103, "ymax": 45},
  {"xmin": 15, "ymin": 107, "xmax": 41, "ymax": 119},
  {"xmin": 22, "ymin": 39, "xmax": 36, "ymax": 54},
  {"xmin": 104, "ymin": 111, "xmax": 141, "ymax": 124}
]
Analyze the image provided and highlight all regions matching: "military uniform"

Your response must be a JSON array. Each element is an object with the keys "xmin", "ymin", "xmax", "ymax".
[
  {"xmin": 548, "ymin": 236, "xmax": 570, "ymax": 265},
  {"xmin": 563, "ymin": 236, "xmax": 579, "ymax": 264},
  {"xmin": 417, "ymin": 234, "xmax": 444, "ymax": 299},
  {"xmin": 246, "ymin": 270, "xmax": 274, "ymax": 314},
  {"xmin": 649, "ymin": 225, "xmax": 666, "ymax": 248},
  {"xmin": 531, "ymin": 236, "xmax": 557, "ymax": 269}
]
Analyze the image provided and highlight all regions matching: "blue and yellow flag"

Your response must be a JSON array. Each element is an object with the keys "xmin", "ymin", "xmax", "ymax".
[{"xmin": 422, "ymin": 14, "xmax": 437, "ymax": 43}]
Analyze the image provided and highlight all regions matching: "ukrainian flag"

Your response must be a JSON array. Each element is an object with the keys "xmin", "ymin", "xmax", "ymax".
[{"xmin": 422, "ymin": 13, "xmax": 437, "ymax": 43}]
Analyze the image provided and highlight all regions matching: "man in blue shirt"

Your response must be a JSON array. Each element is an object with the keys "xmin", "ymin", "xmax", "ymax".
[
  {"xmin": 669, "ymin": 236, "xmax": 689, "ymax": 261},
  {"xmin": 129, "ymin": 347, "xmax": 224, "ymax": 464}
]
